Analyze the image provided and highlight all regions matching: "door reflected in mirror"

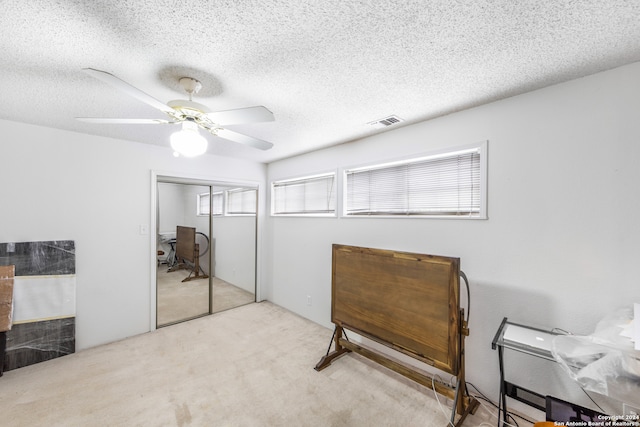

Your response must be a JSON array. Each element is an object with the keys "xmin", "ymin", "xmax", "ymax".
[{"xmin": 156, "ymin": 182, "xmax": 256, "ymax": 327}]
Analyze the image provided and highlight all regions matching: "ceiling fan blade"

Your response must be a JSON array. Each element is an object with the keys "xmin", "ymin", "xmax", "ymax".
[
  {"xmin": 207, "ymin": 106, "xmax": 274, "ymax": 125},
  {"xmin": 76, "ymin": 117, "xmax": 176, "ymax": 124},
  {"xmin": 82, "ymin": 68, "xmax": 175, "ymax": 115},
  {"xmin": 214, "ymin": 128, "xmax": 274, "ymax": 150}
]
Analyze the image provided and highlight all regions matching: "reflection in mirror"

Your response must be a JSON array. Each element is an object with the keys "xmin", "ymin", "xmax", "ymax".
[
  {"xmin": 156, "ymin": 182, "xmax": 256, "ymax": 327},
  {"xmin": 209, "ymin": 186, "xmax": 256, "ymax": 314}
]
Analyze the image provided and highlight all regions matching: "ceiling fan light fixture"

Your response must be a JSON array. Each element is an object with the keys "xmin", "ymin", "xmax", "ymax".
[
  {"xmin": 170, "ymin": 120, "xmax": 208, "ymax": 157},
  {"xmin": 79, "ymin": 69, "xmax": 274, "ymax": 153}
]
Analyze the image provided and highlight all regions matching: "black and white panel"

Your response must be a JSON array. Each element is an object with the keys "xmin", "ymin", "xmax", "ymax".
[{"xmin": 0, "ymin": 241, "xmax": 76, "ymax": 371}]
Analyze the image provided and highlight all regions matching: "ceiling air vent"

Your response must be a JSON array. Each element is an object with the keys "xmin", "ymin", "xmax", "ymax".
[{"xmin": 368, "ymin": 115, "xmax": 404, "ymax": 129}]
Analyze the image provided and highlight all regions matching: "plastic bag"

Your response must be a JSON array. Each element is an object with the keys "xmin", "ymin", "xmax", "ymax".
[{"xmin": 551, "ymin": 307, "xmax": 640, "ymax": 403}]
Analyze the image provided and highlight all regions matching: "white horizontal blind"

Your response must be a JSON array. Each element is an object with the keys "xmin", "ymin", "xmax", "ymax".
[
  {"xmin": 226, "ymin": 188, "xmax": 257, "ymax": 215},
  {"xmin": 272, "ymin": 173, "xmax": 336, "ymax": 215},
  {"xmin": 197, "ymin": 192, "xmax": 210, "ymax": 216},
  {"xmin": 345, "ymin": 148, "xmax": 481, "ymax": 216},
  {"xmin": 197, "ymin": 192, "xmax": 223, "ymax": 216},
  {"xmin": 211, "ymin": 192, "xmax": 223, "ymax": 216}
]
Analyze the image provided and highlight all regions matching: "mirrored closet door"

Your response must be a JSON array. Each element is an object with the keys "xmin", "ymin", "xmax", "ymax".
[{"xmin": 156, "ymin": 180, "xmax": 256, "ymax": 327}]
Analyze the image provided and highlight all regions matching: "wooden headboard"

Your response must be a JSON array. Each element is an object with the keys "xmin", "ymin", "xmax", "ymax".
[{"xmin": 331, "ymin": 244, "xmax": 461, "ymax": 375}]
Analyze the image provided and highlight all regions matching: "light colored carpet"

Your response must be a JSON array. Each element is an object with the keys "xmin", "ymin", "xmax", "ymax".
[
  {"xmin": 0, "ymin": 302, "xmax": 513, "ymax": 427},
  {"xmin": 157, "ymin": 266, "xmax": 254, "ymax": 326}
]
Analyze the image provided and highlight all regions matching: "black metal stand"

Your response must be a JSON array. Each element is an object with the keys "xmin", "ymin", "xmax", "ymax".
[{"xmin": 492, "ymin": 317, "xmax": 561, "ymax": 424}]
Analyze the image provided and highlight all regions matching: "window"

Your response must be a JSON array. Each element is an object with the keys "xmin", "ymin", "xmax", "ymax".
[
  {"xmin": 344, "ymin": 142, "xmax": 487, "ymax": 218},
  {"xmin": 211, "ymin": 192, "xmax": 223, "ymax": 215},
  {"xmin": 226, "ymin": 188, "xmax": 257, "ymax": 215},
  {"xmin": 271, "ymin": 173, "xmax": 336, "ymax": 216},
  {"xmin": 196, "ymin": 192, "xmax": 223, "ymax": 216},
  {"xmin": 197, "ymin": 192, "xmax": 209, "ymax": 216}
]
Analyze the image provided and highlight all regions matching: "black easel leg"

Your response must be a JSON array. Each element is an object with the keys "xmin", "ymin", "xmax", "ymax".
[{"xmin": 0, "ymin": 331, "xmax": 6, "ymax": 377}]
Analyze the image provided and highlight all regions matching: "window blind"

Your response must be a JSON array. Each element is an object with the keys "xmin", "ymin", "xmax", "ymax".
[
  {"xmin": 345, "ymin": 149, "xmax": 481, "ymax": 216},
  {"xmin": 197, "ymin": 192, "xmax": 210, "ymax": 216},
  {"xmin": 272, "ymin": 173, "xmax": 336, "ymax": 215},
  {"xmin": 211, "ymin": 192, "xmax": 223, "ymax": 215},
  {"xmin": 226, "ymin": 188, "xmax": 257, "ymax": 215},
  {"xmin": 197, "ymin": 192, "xmax": 223, "ymax": 216}
]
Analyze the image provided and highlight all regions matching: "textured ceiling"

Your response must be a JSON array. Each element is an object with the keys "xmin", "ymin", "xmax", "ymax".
[{"xmin": 1, "ymin": 1, "xmax": 639, "ymax": 163}]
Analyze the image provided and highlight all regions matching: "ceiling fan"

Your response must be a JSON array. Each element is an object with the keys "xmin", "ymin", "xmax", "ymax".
[{"xmin": 77, "ymin": 68, "xmax": 274, "ymax": 156}]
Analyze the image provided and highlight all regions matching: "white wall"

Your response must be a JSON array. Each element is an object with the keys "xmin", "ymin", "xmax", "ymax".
[
  {"xmin": 265, "ymin": 62, "xmax": 640, "ymax": 411},
  {"xmin": 0, "ymin": 120, "xmax": 266, "ymax": 350}
]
